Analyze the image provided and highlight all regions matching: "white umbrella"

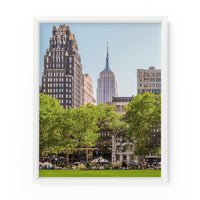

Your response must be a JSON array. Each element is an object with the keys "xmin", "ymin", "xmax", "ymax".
[
  {"xmin": 42, "ymin": 162, "xmax": 53, "ymax": 167},
  {"xmin": 92, "ymin": 157, "xmax": 110, "ymax": 164}
]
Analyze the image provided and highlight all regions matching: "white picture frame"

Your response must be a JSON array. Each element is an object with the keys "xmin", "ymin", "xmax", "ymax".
[{"xmin": 33, "ymin": 16, "xmax": 168, "ymax": 184}]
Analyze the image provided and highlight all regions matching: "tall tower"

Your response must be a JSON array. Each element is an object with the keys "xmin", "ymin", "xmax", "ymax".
[
  {"xmin": 41, "ymin": 25, "xmax": 83, "ymax": 108},
  {"xmin": 97, "ymin": 43, "xmax": 118, "ymax": 104}
]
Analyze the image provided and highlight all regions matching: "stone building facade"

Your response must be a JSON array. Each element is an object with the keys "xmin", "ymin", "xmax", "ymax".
[
  {"xmin": 137, "ymin": 66, "xmax": 161, "ymax": 95},
  {"xmin": 137, "ymin": 66, "xmax": 161, "ymax": 161},
  {"xmin": 97, "ymin": 44, "xmax": 118, "ymax": 104},
  {"xmin": 107, "ymin": 96, "xmax": 134, "ymax": 115},
  {"xmin": 41, "ymin": 24, "xmax": 83, "ymax": 108},
  {"xmin": 82, "ymin": 74, "xmax": 95, "ymax": 105},
  {"xmin": 107, "ymin": 96, "xmax": 135, "ymax": 164}
]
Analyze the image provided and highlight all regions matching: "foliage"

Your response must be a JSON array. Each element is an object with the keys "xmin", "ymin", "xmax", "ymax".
[
  {"xmin": 124, "ymin": 93, "xmax": 161, "ymax": 161},
  {"xmin": 39, "ymin": 94, "xmax": 63, "ymax": 160},
  {"xmin": 104, "ymin": 163, "xmax": 113, "ymax": 169},
  {"xmin": 113, "ymin": 161, "xmax": 121, "ymax": 168},
  {"xmin": 39, "ymin": 92, "xmax": 161, "ymax": 165},
  {"xmin": 78, "ymin": 164, "xmax": 86, "ymax": 169},
  {"xmin": 59, "ymin": 162, "xmax": 65, "ymax": 168}
]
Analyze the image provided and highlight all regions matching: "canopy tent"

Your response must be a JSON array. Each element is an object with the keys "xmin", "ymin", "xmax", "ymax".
[
  {"xmin": 41, "ymin": 162, "xmax": 53, "ymax": 167},
  {"xmin": 92, "ymin": 157, "xmax": 110, "ymax": 164}
]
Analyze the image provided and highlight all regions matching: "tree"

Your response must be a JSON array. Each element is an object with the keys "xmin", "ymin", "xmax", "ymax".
[
  {"xmin": 72, "ymin": 104, "xmax": 99, "ymax": 162},
  {"xmin": 59, "ymin": 108, "xmax": 77, "ymax": 166},
  {"xmin": 39, "ymin": 94, "xmax": 63, "ymax": 162},
  {"xmin": 124, "ymin": 93, "xmax": 161, "ymax": 162},
  {"xmin": 95, "ymin": 104, "xmax": 121, "ymax": 157}
]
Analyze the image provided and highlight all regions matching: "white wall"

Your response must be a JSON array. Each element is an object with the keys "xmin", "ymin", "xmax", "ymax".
[{"xmin": 0, "ymin": 0, "xmax": 199, "ymax": 200}]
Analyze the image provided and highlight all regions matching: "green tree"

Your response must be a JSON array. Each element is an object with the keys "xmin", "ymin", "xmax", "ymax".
[
  {"xmin": 73, "ymin": 104, "xmax": 99, "ymax": 162},
  {"xmin": 124, "ymin": 93, "xmax": 161, "ymax": 162},
  {"xmin": 95, "ymin": 104, "xmax": 121, "ymax": 157},
  {"xmin": 39, "ymin": 94, "xmax": 63, "ymax": 162},
  {"xmin": 59, "ymin": 108, "xmax": 77, "ymax": 166}
]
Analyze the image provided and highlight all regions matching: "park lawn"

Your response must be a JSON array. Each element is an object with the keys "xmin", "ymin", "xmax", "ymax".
[{"xmin": 39, "ymin": 170, "xmax": 161, "ymax": 177}]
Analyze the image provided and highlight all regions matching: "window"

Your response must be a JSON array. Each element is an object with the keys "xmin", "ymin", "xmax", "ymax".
[
  {"xmin": 66, "ymin": 83, "xmax": 68, "ymax": 87},
  {"xmin": 66, "ymin": 89, "xmax": 68, "ymax": 93},
  {"xmin": 123, "ymin": 155, "xmax": 126, "ymax": 161},
  {"xmin": 69, "ymin": 94, "xmax": 71, "ymax": 98},
  {"xmin": 69, "ymin": 83, "xmax": 71, "ymax": 88},
  {"xmin": 69, "ymin": 57, "xmax": 72, "ymax": 63},
  {"xmin": 69, "ymin": 78, "xmax": 71, "ymax": 82},
  {"xmin": 66, "ymin": 78, "xmax": 68, "ymax": 81},
  {"xmin": 65, "ymin": 100, "xmax": 68, "ymax": 103}
]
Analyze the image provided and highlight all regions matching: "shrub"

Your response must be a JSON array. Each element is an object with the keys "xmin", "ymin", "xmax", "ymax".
[
  {"xmin": 60, "ymin": 162, "xmax": 65, "ymax": 168},
  {"xmin": 86, "ymin": 162, "xmax": 91, "ymax": 169},
  {"xmin": 114, "ymin": 161, "xmax": 121, "ymax": 169},
  {"xmin": 68, "ymin": 164, "xmax": 73, "ymax": 169},
  {"xmin": 104, "ymin": 163, "xmax": 113, "ymax": 169},
  {"xmin": 78, "ymin": 164, "xmax": 86, "ymax": 169}
]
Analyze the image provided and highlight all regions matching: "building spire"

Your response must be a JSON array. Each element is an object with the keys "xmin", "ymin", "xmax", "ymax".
[{"xmin": 105, "ymin": 42, "xmax": 110, "ymax": 71}]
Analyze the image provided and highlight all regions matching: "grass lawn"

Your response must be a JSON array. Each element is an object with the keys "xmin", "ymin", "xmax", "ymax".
[{"xmin": 39, "ymin": 169, "xmax": 161, "ymax": 177}]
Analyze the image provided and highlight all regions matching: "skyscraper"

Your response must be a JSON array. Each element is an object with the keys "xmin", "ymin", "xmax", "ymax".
[
  {"xmin": 97, "ymin": 44, "xmax": 118, "ymax": 104},
  {"xmin": 41, "ymin": 24, "xmax": 83, "ymax": 108}
]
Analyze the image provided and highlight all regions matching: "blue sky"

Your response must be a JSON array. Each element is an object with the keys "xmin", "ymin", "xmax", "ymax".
[{"xmin": 40, "ymin": 23, "xmax": 161, "ymax": 98}]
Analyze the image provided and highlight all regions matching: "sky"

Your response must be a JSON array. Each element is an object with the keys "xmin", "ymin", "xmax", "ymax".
[{"xmin": 40, "ymin": 23, "xmax": 161, "ymax": 98}]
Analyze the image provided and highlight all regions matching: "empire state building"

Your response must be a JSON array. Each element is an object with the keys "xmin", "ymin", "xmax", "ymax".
[{"xmin": 97, "ymin": 44, "xmax": 118, "ymax": 104}]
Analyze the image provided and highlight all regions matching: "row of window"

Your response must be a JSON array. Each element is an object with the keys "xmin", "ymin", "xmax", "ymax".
[
  {"xmin": 152, "ymin": 89, "xmax": 161, "ymax": 93},
  {"xmin": 43, "ymin": 77, "xmax": 72, "ymax": 82},
  {"xmin": 144, "ymin": 72, "xmax": 161, "ymax": 77},
  {"xmin": 142, "ymin": 83, "xmax": 161, "ymax": 87},
  {"xmin": 150, "ymin": 78, "xmax": 161, "ymax": 82},
  {"xmin": 45, "ymin": 88, "xmax": 72, "ymax": 93},
  {"xmin": 50, "ymin": 40, "xmax": 69, "ymax": 46},
  {"xmin": 44, "ymin": 83, "xmax": 72, "ymax": 88},
  {"xmin": 47, "ymin": 78, "xmax": 64, "ymax": 82},
  {"xmin": 48, "ymin": 72, "xmax": 65, "ymax": 77},
  {"xmin": 59, "ymin": 100, "xmax": 72, "ymax": 104},
  {"xmin": 45, "ymin": 92, "xmax": 72, "ymax": 99}
]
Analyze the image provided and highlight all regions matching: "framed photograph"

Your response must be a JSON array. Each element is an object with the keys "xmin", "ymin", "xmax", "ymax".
[{"xmin": 33, "ymin": 17, "xmax": 168, "ymax": 184}]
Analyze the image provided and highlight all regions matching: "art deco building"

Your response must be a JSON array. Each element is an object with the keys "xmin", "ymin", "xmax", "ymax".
[
  {"xmin": 82, "ymin": 74, "xmax": 95, "ymax": 105},
  {"xmin": 137, "ymin": 66, "xmax": 161, "ymax": 95},
  {"xmin": 41, "ymin": 24, "xmax": 83, "ymax": 108},
  {"xmin": 97, "ymin": 44, "xmax": 118, "ymax": 104}
]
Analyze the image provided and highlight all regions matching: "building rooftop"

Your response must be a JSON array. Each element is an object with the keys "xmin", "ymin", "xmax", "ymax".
[{"xmin": 112, "ymin": 96, "xmax": 134, "ymax": 102}]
